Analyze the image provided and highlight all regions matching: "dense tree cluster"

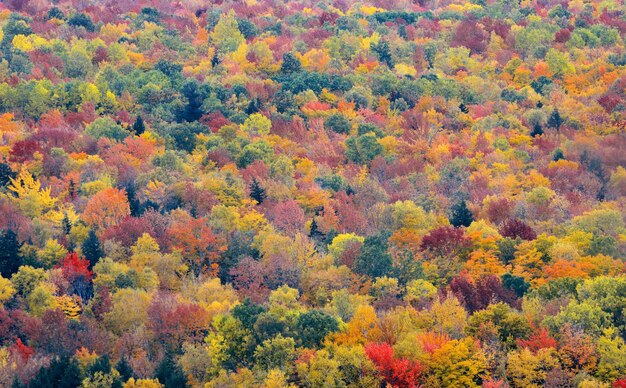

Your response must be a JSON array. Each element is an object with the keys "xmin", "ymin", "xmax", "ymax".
[{"xmin": 0, "ymin": 0, "xmax": 624, "ymax": 386}]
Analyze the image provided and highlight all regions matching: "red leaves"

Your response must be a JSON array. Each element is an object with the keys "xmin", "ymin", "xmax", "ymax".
[
  {"xmin": 517, "ymin": 328, "xmax": 558, "ymax": 352},
  {"xmin": 365, "ymin": 342, "xmax": 423, "ymax": 388},
  {"xmin": 499, "ymin": 219, "xmax": 537, "ymax": 241},
  {"xmin": 420, "ymin": 226, "xmax": 470, "ymax": 258},
  {"xmin": 10, "ymin": 338, "xmax": 34, "ymax": 361},
  {"xmin": 55, "ymin": 252, "xmax": 92, "ymax": 283}
]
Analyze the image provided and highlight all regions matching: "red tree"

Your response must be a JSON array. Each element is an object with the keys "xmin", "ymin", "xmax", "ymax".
[{"xmin": 365, "ymin": 342, "xmax": 423, "ymax": 388}]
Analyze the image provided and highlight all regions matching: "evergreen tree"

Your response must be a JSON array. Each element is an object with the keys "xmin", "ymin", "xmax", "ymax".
[
  {"xmin": 132, "ymin": 115, "xmax": 145, "ymax": 135},
  {"xmin": 68, "ymin": 179, "xmax": 76, "ymax": 200},
  {"xmin": 62, "ymin": 214, "xmax": 72, "ymax": 235},
  {"xmin": 29, "ymin": 356, "xmax": 82, "ymax": 388},
  {"xmin": 373, "ymin": 40, "xmax": 394, "ymax": 68},
  {"xmin": 280, "ymin": 52, "xmax": 301, "ymax": 74},
  {"xmin": 82, "ymin": 229, "xmax": 103, "ymax": 270},
  {"xmin": 450, "ymin": 199, "xmax": 473, "ymax": 228},
  {"xmin": 155, "ymin": 356, "xmax": 188, "ymax": 388},
  {"xmin": 0, "ymin": 230, "xmax": 21, "ymax": 278},
  {"xmin": 309, "ymin": 217, "xmax": 324, "ymax": 240},
  {"xmin": 0, "ymin": 161, "xmax": 15, "ymax": 187},
  {"xmin": 547, "ymin": 108, "xmax": 563, "ymax": 131},
  {"xmin": 553, "ymin": 148, "xmax": 565, "ymax": 161},
  {"xmin": 249, "ymin": 178, "xmax": 267, "ymax": 204},
  {"xmin": 115, "ymin": 357, "xmax": 134, "ymax": 382},
  {"xmin": 126, "ymin": 184, "xmax": 142, "ymax": 217},
  {"xmin": 530, "ymin": 123, "xmax": 544, "ymax": 137}
]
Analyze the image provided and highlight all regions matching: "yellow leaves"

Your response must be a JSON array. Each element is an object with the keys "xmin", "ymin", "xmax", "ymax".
[
  {"xmin": 334, "ymin": 304, "xmax": 381, "ymax": 345},
  {"xmin": 360, "ymin": 5, "xmax": 383, "ymax": 15},
  {"xmin": 55, "ymin": 294, "xmax": 82, "ymax": 320},
  {"xmin": 394, "ymin": 63, "xmax": 417, "ymax": 78},
  {"xmin": 123, "ymin": 378, "xmax": 163, "ymax": 388},
  {"xmin": 360, "ymin": 32, "xmax": 381, "ymax": 50},
  {"xmin": 299, "ymin": 49, "xmax": 331, "ymax": 72},
  {"xmin": 7, "ymin": 169, "xmax": 57, "ymax": 218},
  {"xmin": 328, "ymin": 233, "xmax": 364, "ymax": 260},
  {"xmin": 465, "ymin": 249, "xmax": 506, "ymax": 280},
  {"xmin": 0, "ymin": 275, "xmax": 15, "ymax": 304},
  {"xmin": 12, "ymin": 34, "xmax": 49, "ymax": 52},
  {"xmin": 465, "ymin": 220, "xmax": 501, "ymax": 251},
  {"xmin": 100, "ymin": 23, "xmax": 128, "ymax": 43},
  {"xmin": 445, "ymin": 3, "xmax": 483, "ymax": 13}
]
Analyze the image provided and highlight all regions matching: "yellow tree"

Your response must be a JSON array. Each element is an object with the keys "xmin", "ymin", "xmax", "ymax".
[{"xmin": 7, "ymin": 169, "xmax": 57, "ymax": 218}]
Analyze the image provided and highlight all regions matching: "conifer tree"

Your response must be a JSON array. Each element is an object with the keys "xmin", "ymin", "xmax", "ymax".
[
  {"xmin": 450, "ymin": 199, "xmax": 473, "ymax": 228},
  {"xmin": 132, "ymin": 115, "xmax": 145, "ymax": 135},
  {"xmin": 249, "ymin": 178, "xmax": 267, "ymax": 204},
  {"xmin": 82, "ymin": 229, "xmax": 103, "ymax": 270}
]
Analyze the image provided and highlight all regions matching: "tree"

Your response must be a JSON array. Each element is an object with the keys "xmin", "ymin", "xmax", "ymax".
[
  {"xmin": 82, "ymin": 229, "xmax": 104, "ymax": 270},
  {"xmin": 547, "ymin": 108, "xmax": 563, "ymax": 132},
  {"xmin": 211, "ymin": 10, "xmax": 245, "ymax": 54},
  {"xmin": 83, "ymin": 188, "xmax": 131, "ymax": 230},
  {"xmin": 324, "ymin": 114, "xmax": 351, "ymax": 134},
  {"xmin": 294, "ymin": 310, "xmax": 339, "ymax": 348},
  {"xmin": 68, "ymin": 13, "xmax": 95, "ymax": 32},
  {"xmin": 132, "ymin": 115, "xmax": 145, "ymax": 136},
  {"xmin": 253, "ymin": 335, "xmax": 296, "ymax": 373},
  {"xmin": 354, "ymin": 234, "xmax": 392, "ymax": 278},
  {"xmin": 345, "ymin": 134, "xmax": 383, "ymax": 165},
  {"xmin": 450, "ymin": 200, "xmax": 473, "ymax": 228},
  {"xmin": 373, "ymin": 41, "xmax": 394, "ymax": 68},
  {"xmin": 155, "ymin": 356, "xmax": 188, "ymax": 388},
  {"xmin": 280, "ymin": 52, "xmax": 301, "ymax": 74},
  {"xmin": 530, "ymin": 123, "xmax": 544, "ymax": 137},
  {"xmin": 365, "ymin": 342, "xmax": 423, "ymax": 387},
  {"xmin": 499, "ymin": 219, "xmax": 537, "ymax": 241},
  {"xmin": 0, "ymin": 162, "xmax": 15, "ymax": 187},
  {"xmin": 0, "ymin": 230, "xmax": 21, "ymax": 278},
  {"xmin": 85, "ymin": 117, "xmax": 128, "ymax": 142},
  {"xmin": 29, "ymin": 355, "xmax": 82, "ymax": 388}
]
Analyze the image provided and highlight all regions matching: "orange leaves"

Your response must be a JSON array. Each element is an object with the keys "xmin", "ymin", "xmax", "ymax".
[{"xmin": 83, "ymin": 187, "xmax": 130, "ymax": 230}]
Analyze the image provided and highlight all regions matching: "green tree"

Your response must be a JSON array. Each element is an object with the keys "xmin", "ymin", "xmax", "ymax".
[
  {"xmin": 354, "ymin": 234, "xmax": 392, "ymax": 278},
  {"xmin": 82, "ymin": 229, "xmax": 104, "ymax": 270},
  {"xmin": 280, "ymin": 52, "xmax": 302, "ymax": 74},
  {"xmin": 211, "ymin": 10, "xmax": 245, "ymax": 54},
  {"xmin": 85, "ymin": 117, "xmax": 128, "ymax": 142},
  {"xmin": 253, "ymin": 334, "xmax": 296, "ymax": 373},
  {"xmin": 294, "ymin": 310, "xmax": 339, "ymax": 348},
  {"xmin": 324, "ymin": 114, "xmax": 351, "ymax": 134},
  {"xmin": 450, "ymin": 199, "xmax": 473, "ymax": 228},
  {"xmin": 249, "ymin": 178, "xmax": 267, "ymax": 204},
  {"xmin": 0, "ymin": 230, "xmax": 22, "ymax": 278},
  {"xmin": 345, "ymin": 134, "xmax": 383, "ymax": 165}
]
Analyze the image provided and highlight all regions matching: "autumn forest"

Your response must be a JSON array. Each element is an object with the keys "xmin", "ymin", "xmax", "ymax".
[{"xmin": 0, "ymin": 0, "xmax": 625, "ymax": 387}]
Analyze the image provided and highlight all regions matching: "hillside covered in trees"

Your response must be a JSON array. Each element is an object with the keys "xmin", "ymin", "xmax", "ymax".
[{"xmin": 0, "ymin": 0, "xmax": 625, "ymax": 386}]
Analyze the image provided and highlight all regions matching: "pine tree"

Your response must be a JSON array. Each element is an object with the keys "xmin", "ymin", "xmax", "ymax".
[
  {"xmin": 68, "ymin": 179, "xmax": 76, "ymax": 200},
  {"xmin": 309, "ymin": 217, "xmax": 324, "ymax": 240},
  {"xmin": 553, "ymin": 148, "xmax": 565, "ymax": 161},
  {"xmin": 450, "ymin": 199, "xmax": 473, "ymax": 228},
  {"xmin": 62, "ymin": 213, "xmax": 72, "ymax": 235},
  {"xmin": 156, "ymin": 356, "xmax": 188, "ymax": 388},
  {"xmin": 82, "ymin": 229, "xmax": 103, "ymax": 270},
  {"xmin": 530, "ymin": 123, "xmax": 544, "ymax": 137},
  {"xmin": 132, "ymin": 115, "xmax": 145, "ymax": 135},
  {"xmin": 0, "ymin": 230, "xmax": 21, "ymax": 278},
  {"xmin": 0, "ymin": 161, "xmax": 15, "ymax": 187},
  {"xmin": 115, "ymin": 357, "xmax": 134, "ymax": 382},
  {"xmin": 547, "ymin": 108, "xmax": 563, "ymax": 132},
  {"xmin": 249, "ymin": 178, "xmax": 267, "ymax": 204}
]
